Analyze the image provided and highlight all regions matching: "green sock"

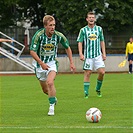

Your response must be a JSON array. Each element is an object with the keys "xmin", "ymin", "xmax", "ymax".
[
  {"xmin": 96, "ymin": 80, "xmax": 103, "ymax": 91},
  {"xmin": 49, "ymin": 97, "xmax": 56, "ymax": 104},
  {"xmin": 84, "ymin": 82, "xmax": 90, "ymax": 95}
]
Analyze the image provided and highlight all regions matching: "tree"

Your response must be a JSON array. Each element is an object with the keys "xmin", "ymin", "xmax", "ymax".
[
  {"xmin": 0, "ymin": 0, "xmax": 17, "ymax": 28},
  {"xmin": 98, "ymin": 0, "xmax": 133, "ymax": 33},
  {"xmin": 44, "ymin": 0, "xmax": 133, "ymax": 34},
  {"xmin": 0, "ymin": 0, "xmax": 133, "ymax": 34},
  {"xmin": 16, "ymin": 0, "xmax": 46, "ymax": 28},
  {"xmin": 44, "ymin": 0, "xmax": 105, "ymax": 34}
]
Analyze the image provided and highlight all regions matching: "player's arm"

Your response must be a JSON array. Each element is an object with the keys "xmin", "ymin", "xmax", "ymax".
[
  {"xmin": 78, "ymin": 42, "xmax": 84, "ymax": 61},
  {"xmin": 59, "ymin": 32, "xmax": 75, "ymax": 72},
  {"xmin": 125, "ymin": 44, "xmax": 128, "ymax": 59},
  {"xmin": 99, "ymin": 28, "xmax": 106, "ymax": 61},
  {"xmin": 100, "ymin": 41, "xmax": 106, "ymax": 61},
  {"xmin": 77, "ymin": 29, "xmax": 84, "ymax": 61},
  {"xmin": 30, "ymin": 50, "xmax": 50, "ymax": 70},
  {"xmin": 0, "ymin": 38, "xmax": 13, "ymax": 43},
  {"xmin": 65, "ymin": 47, "xmax": 76, "ymax": 72}
]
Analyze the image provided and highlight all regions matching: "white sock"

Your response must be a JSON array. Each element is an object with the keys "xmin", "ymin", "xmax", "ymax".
[{"xmin": 49, "ymin": 104, "xmax": 55, "ymax": 110}]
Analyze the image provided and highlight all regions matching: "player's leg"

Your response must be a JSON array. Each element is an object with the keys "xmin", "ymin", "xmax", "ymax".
[
  {"xmin": 95, "ymin": 55, "xmax": 105, "ymax": 97},
  {"xmin": 96, "ymin": 68, "xmax": 105, "ymax": 97},
  {"xmin": 129, "ymin": 53, "xmax": 133, "ymax": 74},
  {"xmin": 39, "ymin": 81, "xmax": 48, "ymax": 95},
  {"xmin": 35, "ymin": 66, "xmax": 57, "ymax": 115},
  {"xmin": 84, "ymin": 70, "xmax": 92, "ymax": 98},
  {"xmin": 35, "ymin": 67, "xmax": 49, "ymax": 95},
  {"xmin": 83, "ymin": 58, "xmax": 93, "ymax": 98},
  {"xmin": 128, "ymin": 54, "xmax": 132, "ymax": 74},
  {"xmin": 47, "ymin": 70, "xmax": 57, "ymax": 116},
  {"xmin": 129, "ymin": 60, "xmax": 132, "ymax": 74}
]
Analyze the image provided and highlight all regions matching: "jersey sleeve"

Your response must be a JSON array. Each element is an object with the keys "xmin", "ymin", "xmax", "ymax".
[
  {"xmin": 60, "ymin": 37, "xmax": 70, "ymax": 49},
  {"xmin": 30, "ymin": 31, "xmax": 41, "ymax": 52},
  {"xmin": 77, "ymin": 28, "xmax": 84, "ymax": 42},
  {"xmin": 99, "ymin": 28, "xmax": 104, "ymax": 41},
  {"xmin": 125, "ymin": 43, "xmax": 129, "ymax": 56},
  {"xmin": 55, "ymin": 31, "xmax": 70, "ymax": 49}
]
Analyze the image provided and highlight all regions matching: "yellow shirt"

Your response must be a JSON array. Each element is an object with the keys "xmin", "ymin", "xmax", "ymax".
[{"xmin": 125, "ymin": 42, "xmax": 133, "ymax": 56}]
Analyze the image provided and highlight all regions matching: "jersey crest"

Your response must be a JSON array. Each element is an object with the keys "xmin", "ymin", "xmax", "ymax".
[
  {"xmin": 88, "ymin": 34, "xmax": 97, "ymax": 41},
  {"xmin": 42, "ymin": 44, "xmax": 54, "ymax": 51}
]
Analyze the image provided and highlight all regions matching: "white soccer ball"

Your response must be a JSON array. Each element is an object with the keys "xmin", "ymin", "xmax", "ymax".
[{"xmin": 86, "ymin": 107, "xmax": 102, "ymax": 123}]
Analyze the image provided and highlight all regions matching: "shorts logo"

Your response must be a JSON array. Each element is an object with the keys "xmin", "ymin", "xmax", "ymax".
[
  {"xmin": 88, "ymin": 34, "xmax": 97, "ymax": 41},
  {"xmin": 42, "ymin": 44, "xmax": 54, "ymax": 51},
  {"xmin": 85, "ymin": 63, "xmax": 90, "ymax": 69}
]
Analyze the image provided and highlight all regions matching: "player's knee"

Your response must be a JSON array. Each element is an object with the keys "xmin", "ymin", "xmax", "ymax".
[
  {"xmin": 47, "ymin": 80, "xmax": 54, "ymax": 88},
  {"xmin": 85, "ymin": 71, "xmax": 92, "ymax": 77},
  {"xmin": 99, "ymin": 70, "xmax": 105, "ymax": 76},
  {"xmin": 101, "ymin": 71, "xmax": 105, "ymax": 75}
]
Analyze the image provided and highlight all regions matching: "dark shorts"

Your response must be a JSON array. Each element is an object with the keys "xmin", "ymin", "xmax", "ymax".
[{"xmin": 128, "ymin": 53, "xmax": 133, "ymax": 61}]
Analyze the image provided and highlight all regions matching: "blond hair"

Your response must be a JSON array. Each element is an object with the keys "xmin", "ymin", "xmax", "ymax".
[
  {"xmin": 87, "ymin": 11, "xmax": 96, "ymax": 17},
  {"xmin": 43, "ymin": 15, "xmax": 55, "ymax": 26}
]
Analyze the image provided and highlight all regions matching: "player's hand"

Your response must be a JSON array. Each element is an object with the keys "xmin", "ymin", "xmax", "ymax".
[
  {"xmin": 79, "ymin": 54, "xmax": 84, "ymax": 61},
  {"xmin": 40, "ymin": 63, "xmax": 50, "ymax": 70},
  {"xmin": 70, "ymin": 63, "xmax": 76, "ymax": 73},
  {"xmin": 125, "ymin": 56, "xmax": 127, "ymax": 59},
  {"xmin": 102, "ymin": 54, "xmax": 106, "ymax": 61},
  {"xmin": 10, "ymin": 40, "xmax": 13, "ymax": 43}
]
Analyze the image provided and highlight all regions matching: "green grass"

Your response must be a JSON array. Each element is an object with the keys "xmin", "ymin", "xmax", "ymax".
[{"xmin": 0, "ymin": 73, "xmax": 133, "ymax": 133}]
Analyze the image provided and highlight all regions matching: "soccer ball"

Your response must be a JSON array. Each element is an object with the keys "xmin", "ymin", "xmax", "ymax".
[{"xmin": 86, "ymin": 107, "xmax": 102, "ymax": 123}]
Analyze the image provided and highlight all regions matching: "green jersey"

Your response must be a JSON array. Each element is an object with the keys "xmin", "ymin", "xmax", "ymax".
[
  {"xmin": 77, "ymin": 25, "xmax": 104, "ymax": 58},
  {"xmin": 30, "ymin": 28, "xmax": 69, "ymax": 67}
]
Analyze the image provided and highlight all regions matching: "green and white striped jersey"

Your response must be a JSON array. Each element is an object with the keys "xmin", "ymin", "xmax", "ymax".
[
  {"xmin": 30, "ymin": 28, "xmax": 69, "ymax": 67},
  {"xmin": 77, "ymin": 25, "xmax": 104, "ymax": 58}
]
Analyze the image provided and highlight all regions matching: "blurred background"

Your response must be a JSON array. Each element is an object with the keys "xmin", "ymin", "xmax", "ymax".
[
  {"xmin": 0, "ymin": 0, "xmax": 133, "ymax": 72},
  {"xmin": 1, "ymin": 0, "xmax": 133, "ymax": 55}
]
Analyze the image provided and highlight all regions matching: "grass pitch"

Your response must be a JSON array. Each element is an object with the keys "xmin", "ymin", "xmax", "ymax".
[{"xmin": 0, "ymin": 73, "xmax": 132, "ymax": 133}]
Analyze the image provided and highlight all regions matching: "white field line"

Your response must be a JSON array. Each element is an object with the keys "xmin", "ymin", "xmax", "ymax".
[
  {"xmin": 0, "ymin": 71, "xmax": 33, "ymax": 74},
  {"xmin": 0, "ymin": 126, "xmax": 133, "ymax": 129}
]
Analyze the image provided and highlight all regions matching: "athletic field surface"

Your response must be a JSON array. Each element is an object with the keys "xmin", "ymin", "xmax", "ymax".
[{"xmin": 0, "ymin": 73, "xmax": 132, "ymax": 133}]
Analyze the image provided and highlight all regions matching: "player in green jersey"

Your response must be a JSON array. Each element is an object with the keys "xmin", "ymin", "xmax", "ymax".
[
  {"xmin": 30, "ymin": 15, "xmax": 75, "ymax": 116},
  {"xmin": 77, "ymin": 12, "xmax": 106, "ymax": 98}
]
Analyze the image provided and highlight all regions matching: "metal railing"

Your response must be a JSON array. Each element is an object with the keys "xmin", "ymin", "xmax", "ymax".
[
  {"xmin": 0, "ymin": 31, "xmax": 25, "ymax": 58},
  {"xmin": 0, "ymin": 31, "xmax": 34, "ymax": 72}
]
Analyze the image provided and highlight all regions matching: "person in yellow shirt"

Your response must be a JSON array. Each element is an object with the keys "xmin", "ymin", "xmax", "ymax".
[{"xmin": 125, "ymin": 36, "xmax": 133, "ymax": 74}]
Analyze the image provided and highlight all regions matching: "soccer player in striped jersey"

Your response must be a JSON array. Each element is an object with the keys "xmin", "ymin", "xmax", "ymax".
[
  {"xmin": 30, "ymin": 15, "xmax": 75, "ymax": 116},
  {"xmin": 125, "ymin": 36, "xmax": 133, "ymax": 74},
  {"xmin": 77, "ymin": 12, "xmax": 106, "ymax": 98}
]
